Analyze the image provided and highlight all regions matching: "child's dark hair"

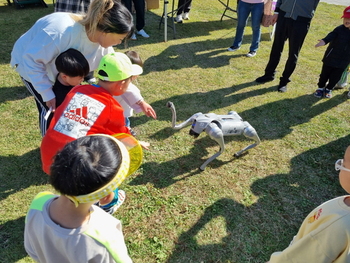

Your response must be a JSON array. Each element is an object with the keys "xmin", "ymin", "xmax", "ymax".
[
  {"xmin": 55, "ymin": 48, "xmax": 90, "ymax": 78},
  {"xmin": 50, "ymin": 135, "xmax": 122, "ymax": 196},
  {"xmin": 125, "ymin": 50, "xmax": 143, "ymax": 68}
]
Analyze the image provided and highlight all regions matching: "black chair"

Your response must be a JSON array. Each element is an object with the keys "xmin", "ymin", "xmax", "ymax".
[{"xmin": 218, "ymin": 0, "xmax": 238, "ymax": 21}]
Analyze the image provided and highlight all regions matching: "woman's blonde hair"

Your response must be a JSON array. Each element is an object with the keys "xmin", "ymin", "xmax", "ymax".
[{"xmin": 75, "ymin": 0, "xmax": 133, "ymax": 38}]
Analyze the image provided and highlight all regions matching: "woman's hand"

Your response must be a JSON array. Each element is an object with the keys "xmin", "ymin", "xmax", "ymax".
[{"xmin": 45, "ymin": 97, "xmax": 56, "ymax": 112}]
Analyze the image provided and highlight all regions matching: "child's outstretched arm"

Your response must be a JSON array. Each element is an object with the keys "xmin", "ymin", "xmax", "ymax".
[
  {"xmin": 315, "ymin": 39, "xmax": 326, "ymax": 48},
  {"xmin": 137, "ymin": 100, "xmax": 157, "ymax": 119}
]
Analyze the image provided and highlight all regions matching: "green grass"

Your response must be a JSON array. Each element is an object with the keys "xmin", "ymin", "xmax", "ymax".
[{"xmin": 1, "ymin": 1, "xmax": 350, "ymax": 262}]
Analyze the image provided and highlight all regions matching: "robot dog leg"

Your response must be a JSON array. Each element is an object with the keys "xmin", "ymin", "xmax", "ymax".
[
  {"xmin": 200, "ymin": 122, "xmax": 225, "ymax": 171},
  {"xmin": 233, "ymin": 121, "xmax": 260, "ymax": 157}
]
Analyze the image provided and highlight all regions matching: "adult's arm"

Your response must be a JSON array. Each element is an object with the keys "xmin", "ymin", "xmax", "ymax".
[{"xmin": 21, "ymin": 33, "xmax": 61, "ymax": 102}]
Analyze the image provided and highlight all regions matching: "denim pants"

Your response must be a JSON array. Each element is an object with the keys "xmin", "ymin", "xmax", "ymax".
[{"xmin": 232, "ymin": 1, "xmax": 264, "ymax": 52}]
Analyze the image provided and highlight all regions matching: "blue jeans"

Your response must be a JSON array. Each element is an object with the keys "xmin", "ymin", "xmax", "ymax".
[{"xmin": 232, "ymin": 1, "xmax": 264, "ymax": 52}]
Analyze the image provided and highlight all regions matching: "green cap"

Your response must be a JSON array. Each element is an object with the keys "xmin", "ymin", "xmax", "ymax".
[{"xmin": 97, "ymin": 52, "xmax": 143, "ymax": 82}]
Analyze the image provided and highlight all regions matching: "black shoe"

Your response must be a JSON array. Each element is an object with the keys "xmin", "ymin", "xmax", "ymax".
[
  {"xmin": 255, "ymin": 75, "xmax": 274, "ymax": 83},
  {"xmin": 277, "ymin": 84, "xmax": 287, "ymax": 92}
]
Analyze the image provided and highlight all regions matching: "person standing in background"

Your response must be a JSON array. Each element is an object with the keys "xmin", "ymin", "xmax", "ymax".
[
  {"xmin": 227, "ymin": 0, "xmax": 265, "ymax": 57},
  {"xmin": 122, "ymin": 0, "xmax": 150, "ymax": 40},
  {"xmin": 174, "ymin": 0, "xmax": 192, "ymax": 23},
  {"xmin": 54, "ymin": 0, "xmax": 91, "ymax": 13},
  {"xmin": 313, "ymin": 6, "xmax": 350, "ymax": 99},
  {"xmin": 255, "ymin": 0, "xmax": 320, "ymax": 93}
]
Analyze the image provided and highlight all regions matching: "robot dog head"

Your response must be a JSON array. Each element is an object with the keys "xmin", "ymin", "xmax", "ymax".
[
  {"xmin": 189, "ymin": 118, "xmax": 209, "ymax": 138},
  {"xmin": 189, "ymin": 127, "xmax": 200, "ymax": 138}
]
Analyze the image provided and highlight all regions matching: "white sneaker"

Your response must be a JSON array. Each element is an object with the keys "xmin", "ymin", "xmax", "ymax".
[
  {"xmin": 174, "ymin": 14, "xmax": 183, "ymax": 23},
  {"xmin": 136, "ymin": 29, "xmax": 149, "ymax": 38},
  {"xmin": 130, "ymin": 33, "xmax": 137, "ymax": 40},
  {"xmin": 182, "ymin": 12, "xmax": 190, "ymax": 20}
]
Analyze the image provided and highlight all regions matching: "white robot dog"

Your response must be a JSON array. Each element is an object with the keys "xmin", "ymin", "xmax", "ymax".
[{"xmin": 166, "ymin": 101, "xmax": 261, "ymax": 170}]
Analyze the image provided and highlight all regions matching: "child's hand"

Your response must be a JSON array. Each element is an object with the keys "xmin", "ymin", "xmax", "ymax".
[
  {"xmin": 315, "ymin": 39, "xmax": 325, "ymax": 47},
  {"xmin": 139, "ymin": 141, "xmax": 150, "ymax": 150},
  {"xmin": 139, "ymin": 101, "xmax": 157, "ymax": 119}
]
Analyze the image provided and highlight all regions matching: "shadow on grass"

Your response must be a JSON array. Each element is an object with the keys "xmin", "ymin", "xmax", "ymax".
[
  {"xmin": 0, "ymin": 148, "xmax": 48, "ymax": 201},
  {"xmin": 130, "ymin": 134, "xmax": 257, "ymax": 189},
  {"xmin": 0, "ymin": 85, "xmax": 31, "ymax": 103},
  {"xmin": 166, "ymin": 134, "xmax": 350, "ymax": 263},
  {"xmin": 124, "ymin": 10, "xmax": 236, "ymax": 47},
  {"xmin": 239, "ymin": 92, "xmax": 349, "ymax": 140},
  {"xmin": 141, "ymin": 37, "xmax": 236, "ymax": 74},
  {"xmin": 138, "ymin": 88, "xmax": 348, "ymax": 140},
  {"xmin": 0, "ymin": 216, "xmax": 27, "ymax": 262},
  {"xmin": 0, "ymin": 3, "xmax": 53, "ymax": 65},
  {"xmin": 130, "ymin": 90, "xmax": 347, "ymax": 188},
  {"xmin": 131, "ymin": 81, "xmax": 267, "ymax": 133},
  {"xmin": 125, "ymin": 12, "xmax": 272, "ymax": 74}
]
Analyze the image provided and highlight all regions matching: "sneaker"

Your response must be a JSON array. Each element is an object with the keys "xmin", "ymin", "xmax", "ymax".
[
  {"xmin": 347, "ymin": 91, "xmax": 350, "ymax": 99},
  {"xmin": 182, "ymin": 12, "xmax": 190, "ymax": 20},
  {"xmin": 314, "ymin": 88, "xmax": 324, "ymax": 98},
  {"xmin": 174, "ymin": 14, "xmax": 183, "ymax": 23},
  {"xmin": 324, "ymin": 89, "xmax": 332, "ymax": 98},
  {"xmin": 99, "ymin": 189, "xmax": 126, "ymax": 214},
  {"xmin": 227, "ymin": 46, "xmax": 240, "ymax": 52},
  {"xmin": 255, "ymin": 75, "xmax": 274, "ymax": 83},
  {"xmin": 246, "ymin": 51, "xmax": 256, "ymax": 57},
  {"xmin": 277, "ymin": 85, "xmax": 287, "ymax": 92},
  {"xmin": 130, "ymin": 33, "xmax": 137, "ymax": 40},
  {"xmin": 86, "ymin": 77, "xmax": 96, "ymax": 84},
  {"xmin": 130, "ymin": 128, "xmax": 137, "ymax": 137},
  {"xmin": 136, "ymin": 29, "xmax": 149, "ymax": 38}
]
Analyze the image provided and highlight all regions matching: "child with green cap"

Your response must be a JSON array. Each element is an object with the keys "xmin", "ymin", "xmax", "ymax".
[
  {"xmin": 26, "ymin": 134, "xmax": 142, "ymax": 263},
  {"xmin": 41, "ymin": 52, "xmax": 144, "ymax": 214}
]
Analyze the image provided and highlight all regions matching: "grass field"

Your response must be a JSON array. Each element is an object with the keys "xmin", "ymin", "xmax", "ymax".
[{"xmin": 1, "ymin": 0, "xmax": 350, "ymax": 262}]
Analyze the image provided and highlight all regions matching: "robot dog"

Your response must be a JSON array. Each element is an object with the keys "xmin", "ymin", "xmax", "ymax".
[{"xmin": 166, "ymin": 101, "xmax": 261, "ymax": 170}]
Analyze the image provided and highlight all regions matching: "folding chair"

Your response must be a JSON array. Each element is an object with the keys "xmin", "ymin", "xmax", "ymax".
[
  {"xmin": 218, "ymin": 0, "xmax": 238, "ymax": 21},
  {"xmin": 159, "ymin": 0, "xmax": 191, "ymax": 40}
]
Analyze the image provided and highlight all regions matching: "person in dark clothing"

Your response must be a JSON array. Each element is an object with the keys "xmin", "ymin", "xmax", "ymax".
[
  {"xmin": 255, "ymin": 0, "xmax": 320, "ymax": 92},
  {"xmin": 314, "ymin": 6, "xmax": 350, "ymax": 98},
  {"xmin": 122, "ymin": 0, "xmax": 150, "ymax": 40},
  {"xmin": 174, "ymin": 0, "xmax": 192, "ymax": 23}
]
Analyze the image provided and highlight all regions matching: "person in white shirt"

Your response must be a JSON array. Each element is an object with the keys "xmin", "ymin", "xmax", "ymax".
[
  {"xmin": 114, "ymin": 50, "xmax": 156, "ymax": 135},
  {"xmin": 11, "ymin": 0, "xmax": 133, "ymax": 136}
]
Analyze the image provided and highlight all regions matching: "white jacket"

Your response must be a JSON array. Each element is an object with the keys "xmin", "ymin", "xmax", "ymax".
[
  {"xmin": 10, "ymin": 12, "xmax": 113, "ymax": 102},
  {"xmin": 114, "ymin": 82, "xmax": 143, "ymax": 118}
]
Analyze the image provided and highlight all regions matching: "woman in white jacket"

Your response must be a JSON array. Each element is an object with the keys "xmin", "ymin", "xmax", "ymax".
[{"xmin": 11, "ymin": 0, "xmax": 133, "ymax": 136}]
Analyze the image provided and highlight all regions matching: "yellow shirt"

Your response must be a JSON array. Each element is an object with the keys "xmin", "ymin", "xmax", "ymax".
[{"xmin": 270, "ymin": 196, "xmax": 350, "ymax": 263}]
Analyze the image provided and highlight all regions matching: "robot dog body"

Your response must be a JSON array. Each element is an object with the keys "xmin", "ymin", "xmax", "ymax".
[{"xmin": 166, "ymin": 101, "xmax": 260, "ymax": 170}]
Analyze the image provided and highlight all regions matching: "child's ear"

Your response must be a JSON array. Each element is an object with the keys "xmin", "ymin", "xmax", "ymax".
[
  {"xmin": 61, "ymin": 73, "xmax": 68, "ymax": 81},
  {"xmin": 99, "ymin": 193, "xmax": 114, "ymax": 205}
]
